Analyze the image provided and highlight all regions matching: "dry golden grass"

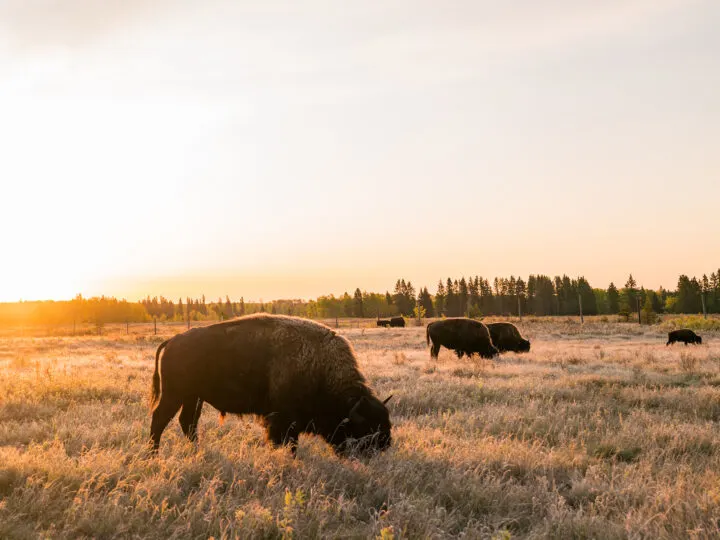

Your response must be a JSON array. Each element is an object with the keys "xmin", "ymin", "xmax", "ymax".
[{"xmin": 1, "ymin": 319, "xmax": 719, "ymax": 538}]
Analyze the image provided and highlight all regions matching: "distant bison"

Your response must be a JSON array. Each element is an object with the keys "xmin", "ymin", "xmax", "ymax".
[
  {"xmin": 150, "ymin": 314, "xmax": 392, "ymax": 456},
  {"xmin": 389, "ymin": 316, "xmax": 405, "ymax": 328},
  {"xmin": 486, "ymin": 322, "xmax": 531, "ymax": 353},
  {"xmin": 426, "ymin": 318, "xmax": 499, "ymax": 360},
  {"xmin": 376, "ymin": 319, "xmax": 391, "ymax": 327},
  {"xmin": 667, "ymin": 329, "xmax": 702, "ymax": 346}
]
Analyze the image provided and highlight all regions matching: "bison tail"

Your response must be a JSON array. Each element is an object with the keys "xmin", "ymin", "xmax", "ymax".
[{"xmin": 150, "ymin": 339, "xmax": 170, "ymax": 409}]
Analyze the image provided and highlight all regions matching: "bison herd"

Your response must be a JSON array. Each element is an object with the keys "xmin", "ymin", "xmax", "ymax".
[
  {"xmin": 376, "ymin": 316, "xmax": 405, "ymax": 328},
  {"xmin": 150, "ymin": 314, "xmax": 703, "ymax": 458}
]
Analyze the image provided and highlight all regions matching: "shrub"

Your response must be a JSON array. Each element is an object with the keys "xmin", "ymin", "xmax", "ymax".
[{"xmin": 663, "ymin": 315, "xmax": 720, "ymax": 332}]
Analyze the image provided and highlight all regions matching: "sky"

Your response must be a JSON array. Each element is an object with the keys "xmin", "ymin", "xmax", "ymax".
[{"xmin": 1, "ymin": 0, "xmax": 718, "ymax": 302}]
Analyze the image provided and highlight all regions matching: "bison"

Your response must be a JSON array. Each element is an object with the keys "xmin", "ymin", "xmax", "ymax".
[
  {"xmin": 486, "ymin": 322, "xmax": 531, "ymax": 353},
  {"xmin": 150, "ymin": 314, "xmax": 392, "ymax": 457},
  {"xmin": 426, "ymin": 318, "xmax": 499, "ymax": 360},
  {"xmin": 389, "ymin": 316, "xmax": 405, "ymax": 328},
  {"xmin": 376, "ymin": 319, "xmax": 391, "ymax": 327},
  {"xmin": 667, "ymin": 329, "xmax": 702, "ymax": 346}
]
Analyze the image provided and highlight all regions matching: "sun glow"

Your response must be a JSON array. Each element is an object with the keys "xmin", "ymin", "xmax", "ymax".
[{"xmin": 2, "ymin": 1, "xmax": 719, "ymax": 302}]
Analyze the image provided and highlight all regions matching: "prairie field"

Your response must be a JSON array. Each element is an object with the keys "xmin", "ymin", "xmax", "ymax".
[{"xmin": 1, "ymin": 318, "xmax": 720, "ymax": 539}]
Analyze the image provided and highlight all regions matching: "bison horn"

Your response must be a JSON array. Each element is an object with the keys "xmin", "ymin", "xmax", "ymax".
[
  {"xmin": 382, "ymin": 395, "xmax": 393, "ymax": 405},
  {"xmin": 348, "ymin": 397, "xmax": 365, "ymax": 423}
]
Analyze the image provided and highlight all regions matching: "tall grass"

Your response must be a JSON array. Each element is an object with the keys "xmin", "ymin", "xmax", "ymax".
[{"xmin": 0, "ymin": 324, "xmax": 719, "ymax": 538}]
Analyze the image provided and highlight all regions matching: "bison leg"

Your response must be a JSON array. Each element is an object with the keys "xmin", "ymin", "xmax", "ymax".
[
  {"xmin": 150, "ymin": 394, "xmax": 183, "ymax": 452},
  {"xmin": 178, "ymin": 396, "xmax": 204, "ymax": 443},
  {"xmin": 430, "ymin": 342, "xmax": 441, "ymax": 359},
  {"xmin": 267, "ymin": 416, "xmax": 299, "ymax": 455},
  {"xmin": 455, "ymin": 349, "xmax": 464, "ymax": 359}
]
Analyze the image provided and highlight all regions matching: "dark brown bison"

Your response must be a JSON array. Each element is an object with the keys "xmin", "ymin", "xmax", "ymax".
[
  {"xmin": 389, "ymin": 316, "xmax": 405, "ymax": 328},
  {"xmin": 486, "ymin": 322, "xmax": 531, "ymax": 353},
  {"xmin": 667, "ymin": 329, "xmax": 702, "ymax": 346},
  {"xmin": 376, "ymin": 319, "xmax": 391, "ymax": 327},
  {"xmin": 150, "ymin": 314, "xmax": 392, "ymax": 457},
  {"xmin": 426, "ymin": 318, "xmax": 499, "ymax": 360}
]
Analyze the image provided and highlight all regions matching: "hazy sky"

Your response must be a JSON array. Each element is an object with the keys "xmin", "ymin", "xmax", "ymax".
[{"xmin": 1, "ymin": 0, "xmax": 718, "ymax": 302}]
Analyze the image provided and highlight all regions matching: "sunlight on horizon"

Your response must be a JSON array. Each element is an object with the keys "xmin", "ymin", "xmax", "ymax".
[{"xmin": 2, "ymin": 1, "xmax": 718, "ymax": 302}]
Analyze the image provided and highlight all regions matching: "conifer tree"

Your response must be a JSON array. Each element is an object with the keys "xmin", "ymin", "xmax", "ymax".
[
  {"xmin": 458, "ymin": 277, "xmax": 469, "ymax": 316},
  {"xmin": 353, "ymin": 288, "xmax": 364, "ymax": 318},
  {"xmin": 607, "ymin": 283, "xmax": 620, "ymax": 314},
  {"xmin": 468, "ymin": 277, "xmax": 480, "ymax": 314},
  {"xmin": 434, "ymin": 280, "xmax": 446, "ymax": 316},
  {"xmin": 445, "ymin": 278, "xmax": 458, "ymax": 316},
  {"xmin": 419, "ymin": 287, "xmax": 434, "ymax": 317}
]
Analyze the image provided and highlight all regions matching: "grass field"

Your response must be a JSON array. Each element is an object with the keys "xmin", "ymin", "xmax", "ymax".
[{"xmin": 1, "ymin": 317, "xmax": 719, "ymax": 539}]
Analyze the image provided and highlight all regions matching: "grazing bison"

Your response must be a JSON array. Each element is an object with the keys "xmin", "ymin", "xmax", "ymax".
[
  {"xmin": 486, "ymin": 322, "xmax": 531, "ymax": 353},
  {"xmin": 667, "ymin": 329, "xmax": 702, "ymax": 346},
  {"xmin": 389, "ymin": 316, "xmax": 405, "ymax": 328},
  {"xmin": 426, "ymin": 318, "xmax": 499, "ymax": 360},
  {"xmin": 150, "ymin": 314, "xmax": 392, "ymax": 456},
  {"xmin": 376, "ymin": 319, "xmax": 391, "ymax": 327}
]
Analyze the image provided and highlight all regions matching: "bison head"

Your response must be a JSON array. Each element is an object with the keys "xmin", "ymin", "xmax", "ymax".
[
  {"xmin": 513, "ymin": 339, "xmax": 531, "ymax": 353},
  {"xmin": 696, "ymin": 336, "xmax": 703, "ymax": 344},
  {"xmin": 334, "ymin": 395, "xmax": 392, "ymax": 456}
]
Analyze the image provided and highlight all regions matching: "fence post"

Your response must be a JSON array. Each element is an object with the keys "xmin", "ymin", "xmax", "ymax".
[
  {"xmin": 578, "ymin": 293, "xmax": 583, "ymax": 324},
  {"xmin": 154, "ymin": 317, "xmax": 157, "ymax": 335}
]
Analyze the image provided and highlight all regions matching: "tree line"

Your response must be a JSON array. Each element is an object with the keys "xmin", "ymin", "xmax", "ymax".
[{"xmin": 1, "ymin": 270, "xmax": 718, "ymax": 327}]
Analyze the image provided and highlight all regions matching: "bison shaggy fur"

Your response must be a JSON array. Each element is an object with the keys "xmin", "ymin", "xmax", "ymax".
[
  {"xmin": 667, "ymin": 329, "xmax": 702, "ymax": 346},
  {"xmin": 150, "ymin": 314, "xmax": 392, "ymax": 456},
  {"xmin": 426, "ymin": 318, "xmax": 499, "ymax": 360},
  {"xmin": 376, "ymin": 319, "xmax": 391, "ymax": 327},
  {"xmin": 486, "ymin": 322, "xmax": 531, "ymax": 353}
]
